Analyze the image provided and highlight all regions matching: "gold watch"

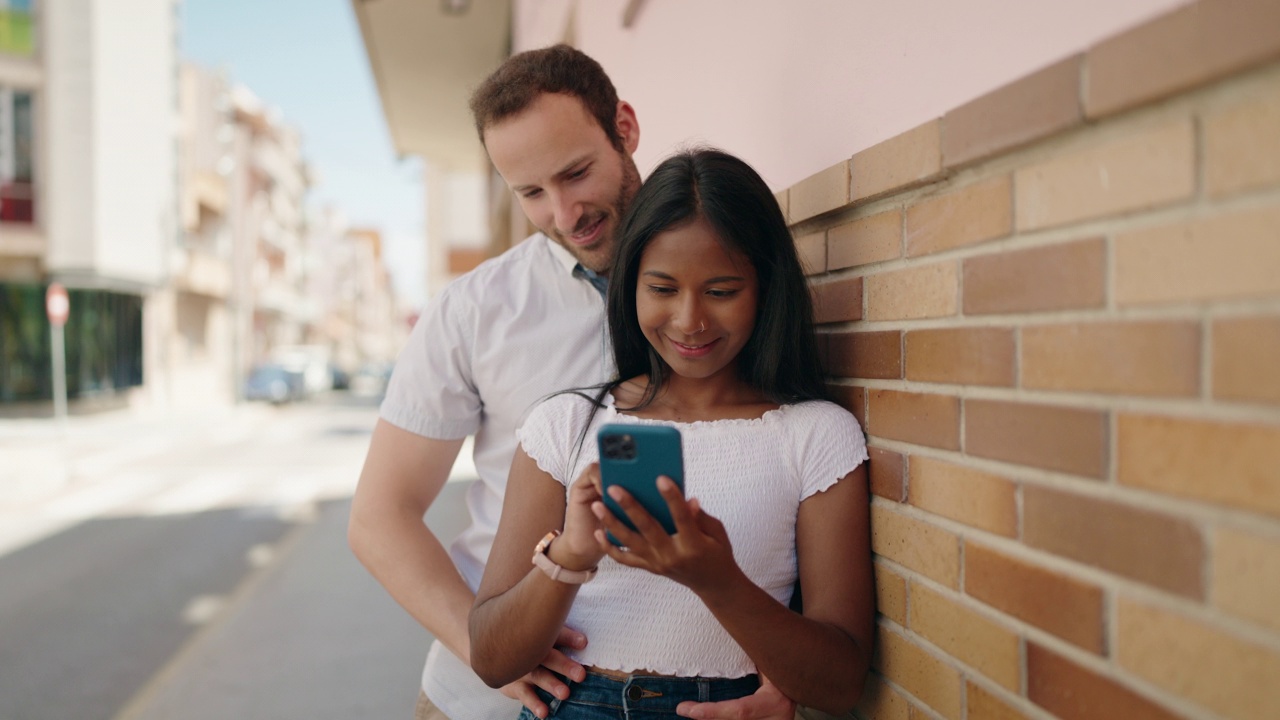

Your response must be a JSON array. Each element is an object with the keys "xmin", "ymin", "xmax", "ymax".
[{"xmin": 532, "ymin": 530, "xmax": 597, "ymax": 584}]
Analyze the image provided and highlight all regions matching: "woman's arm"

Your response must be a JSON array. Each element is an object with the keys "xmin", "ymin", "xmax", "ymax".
[
  {"xmin": 470, "ymin": 448, "xmax": 607, "ymax": 688},
  {"xmin": 596, "ymin": 465, "xmax": 874, "ymax": 715}
]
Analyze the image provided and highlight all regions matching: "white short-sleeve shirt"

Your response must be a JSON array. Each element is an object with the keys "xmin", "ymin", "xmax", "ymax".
[
  {"xmin": 380, "ymin": 233, "xmax": 612, "ymax": 719},
  {"xmin": 516, "ymin": 392, "xmax": 869, "ymax": 678}
]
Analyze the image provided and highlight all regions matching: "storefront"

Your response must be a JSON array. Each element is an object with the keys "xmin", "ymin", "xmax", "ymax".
[{"xmin": 0, "ymin": 283, "xmax": 143, "ymax": 403}]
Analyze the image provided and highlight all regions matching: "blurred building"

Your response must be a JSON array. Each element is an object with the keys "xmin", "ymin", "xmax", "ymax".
[
  {"xmin": 0, "ymin": 0, "xmax": 177, "ymax": 410},
  {"xmin": 223, "ymin": 84, "xmax": 316, "ymax": 382},
  {"xmin": 305, "ymin": 211, "xmax": 406, "ymax": 373},
  {"xmin": 168, "ymin": 62, "xmax": 235, "ymax": 409}
]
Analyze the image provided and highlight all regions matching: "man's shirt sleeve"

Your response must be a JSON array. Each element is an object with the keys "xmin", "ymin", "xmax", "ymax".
[{"xmin": 379, "ymin": 281, "xmax": 483, "ymax": 440}]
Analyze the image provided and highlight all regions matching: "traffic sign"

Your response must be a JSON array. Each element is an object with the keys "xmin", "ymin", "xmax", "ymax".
[{"xmin": 46, "ymin": 283, "xmax": 69, "ymax": 327}]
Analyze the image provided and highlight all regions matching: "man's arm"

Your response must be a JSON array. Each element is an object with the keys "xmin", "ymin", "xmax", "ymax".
[
  {"xmin": 348, "ymin": 420, "xmax": 586, "ymax": 717},
  {"xmin": 348, "ymin": 419, "xmax": 474, "ymax": 657}
]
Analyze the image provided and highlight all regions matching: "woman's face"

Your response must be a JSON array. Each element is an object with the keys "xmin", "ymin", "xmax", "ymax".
[{"xmin": 635, "ymin": 217, "xmax": 758, "ymax": 384}]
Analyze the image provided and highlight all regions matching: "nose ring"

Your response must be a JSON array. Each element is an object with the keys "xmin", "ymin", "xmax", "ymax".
[{"xmin": 697, "ymin": 321, "xmax": 706, "ymax": 333}]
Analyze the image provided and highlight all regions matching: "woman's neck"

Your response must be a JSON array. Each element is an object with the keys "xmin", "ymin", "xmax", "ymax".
[{"xmin": 614, "ymin": 371, "xmax": 777, "ymax": 423}]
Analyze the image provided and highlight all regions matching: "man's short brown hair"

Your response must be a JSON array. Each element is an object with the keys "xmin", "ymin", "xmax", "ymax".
[{"xmin": 470, "ymin": 44, "xmax": 623, "ymax": 151}]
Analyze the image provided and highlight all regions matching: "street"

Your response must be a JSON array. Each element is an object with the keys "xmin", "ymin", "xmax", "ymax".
[{"xmin": 0, "ymin": 396, "xmax": 473, "ymax": 720}]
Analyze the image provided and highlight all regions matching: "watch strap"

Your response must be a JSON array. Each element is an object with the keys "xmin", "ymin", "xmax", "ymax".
[{"xmin": 532, "ymin": 530, "xmax": 597, "ymax": 584}]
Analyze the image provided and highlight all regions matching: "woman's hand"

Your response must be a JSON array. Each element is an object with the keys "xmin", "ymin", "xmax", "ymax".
[
  {"xmin": 676, "ymin": 673, "xmax": 796, "ymax": 719},
  {"xmin": 591, "ymin": 476, "xmax": 742, "ymax": 595},
  {"xmin": 554, "ymin": 463, "xmax": 608, "ymax": 571}
]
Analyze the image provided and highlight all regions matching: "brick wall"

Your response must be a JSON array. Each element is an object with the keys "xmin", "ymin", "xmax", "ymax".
[{"xmin": 784, "ymin": 2, "xmax": 1280, "ymax": 718}]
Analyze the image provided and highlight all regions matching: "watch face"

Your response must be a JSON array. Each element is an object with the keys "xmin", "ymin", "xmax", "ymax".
[{"xmin": 536, "ymin": 530, "xmax": 559, "ymax": 554}]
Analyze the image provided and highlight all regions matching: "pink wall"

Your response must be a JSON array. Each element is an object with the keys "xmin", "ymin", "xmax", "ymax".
[{"xmin": 514, "ymin": 0, "xmax": 1190, "ymax": 190}]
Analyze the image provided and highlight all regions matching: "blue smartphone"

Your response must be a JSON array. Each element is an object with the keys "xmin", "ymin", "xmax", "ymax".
[{"xmin": 596, "ymin": 424, "xmax": 685, "ymax": 546}]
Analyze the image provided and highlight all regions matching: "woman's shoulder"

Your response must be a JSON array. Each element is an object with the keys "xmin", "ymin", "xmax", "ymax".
[{"xmin": 780, "ymin": 399, "xmax": 859, "ymax": 426}]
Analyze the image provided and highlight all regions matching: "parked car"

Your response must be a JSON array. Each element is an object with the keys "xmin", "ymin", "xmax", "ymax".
[
  {"xmin": 329, "ymin": 363, "xmax": 351, "ymax": 391},
  {"xmin": 244, "ymin": 363, "xmax": 308, "ymax": 404}
]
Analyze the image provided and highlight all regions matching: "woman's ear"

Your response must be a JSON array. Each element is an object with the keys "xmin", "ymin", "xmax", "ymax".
[{"xmin": 615, "ymin": 101, "xmax": 640, "ymax": 155}]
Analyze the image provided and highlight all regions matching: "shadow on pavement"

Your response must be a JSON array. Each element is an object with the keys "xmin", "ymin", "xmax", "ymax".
[
  {"xmin": 0, "ymin": 506, "xmax": 295, "ymax": 720},
  {"xmin": 0, "ymin": 481, "xmax": 476, "ymax": 720}
]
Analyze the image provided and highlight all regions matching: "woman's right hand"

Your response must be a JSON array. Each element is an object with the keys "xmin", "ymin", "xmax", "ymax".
[{"xmin": 554, "ymin": 463, "xmax": 607, "ymax": 571}]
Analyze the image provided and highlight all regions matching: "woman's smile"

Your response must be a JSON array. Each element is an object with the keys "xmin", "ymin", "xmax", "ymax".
[
  {"xmin": 669, "ymin": 336, "xmax": 721, "ymax": 358},
  {"xmin": 635, "ymin": 217, "xmax": 758, "ymax": 384}
]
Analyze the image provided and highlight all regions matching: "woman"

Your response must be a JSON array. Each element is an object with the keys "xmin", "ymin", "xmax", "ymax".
[{"xmin": 470, "ymin": 148, "xmax": 874, "ymax": 718}]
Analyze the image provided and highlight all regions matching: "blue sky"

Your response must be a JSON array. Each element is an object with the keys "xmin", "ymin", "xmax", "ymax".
[{"xmin": 180, "ymin": 0, "xmax": 427, "ymax": 307}]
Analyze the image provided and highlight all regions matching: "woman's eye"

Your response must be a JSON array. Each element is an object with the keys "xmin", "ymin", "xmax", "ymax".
[
  {"xmin": 646, "ymin": 285, "xmax": 676, "ymax": 295},
  {"xmin": 708, "ymin": 289, "xmax": 739, "ymax": 298}
]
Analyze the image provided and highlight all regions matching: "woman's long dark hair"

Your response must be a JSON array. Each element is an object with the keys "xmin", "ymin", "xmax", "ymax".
[
  {"xmin": 562, "ymin": 148, "xmax": 831, "ymax": 463},
  {"xmin": 604, "ymin": 148, "xmax": 830, "ymax": 409}
]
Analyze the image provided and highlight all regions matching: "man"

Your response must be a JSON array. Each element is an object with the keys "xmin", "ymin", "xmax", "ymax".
[{"xmin": 349, "ymin": 45, "xmax": 796, "ymax": 720}]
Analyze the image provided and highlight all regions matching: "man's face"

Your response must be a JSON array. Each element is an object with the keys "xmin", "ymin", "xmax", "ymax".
[{"xmin": 483, "ymin": 93, "xmax": 641, "ymax": 275}]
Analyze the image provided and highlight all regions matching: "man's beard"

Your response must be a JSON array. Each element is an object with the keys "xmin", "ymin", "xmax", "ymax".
[{"xmin": 550, "ymin": 153, "xmax": 641, "ymax": 276}]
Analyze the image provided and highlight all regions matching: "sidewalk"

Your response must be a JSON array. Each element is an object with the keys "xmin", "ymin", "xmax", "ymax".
[{"xmin": 0, "ymin": 401, "xmax": 278, "ymax": 556}]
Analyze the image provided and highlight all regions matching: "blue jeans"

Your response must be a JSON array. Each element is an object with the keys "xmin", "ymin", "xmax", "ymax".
[{"xmin": 518, "ymin": 670, "xmax": 760, "ymax": 719}]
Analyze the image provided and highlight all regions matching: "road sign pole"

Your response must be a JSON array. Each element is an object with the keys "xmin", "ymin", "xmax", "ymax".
[
  {"xmin": 46, "ymin": 283, "xmax": 70, "ymax": 436},
  {"xmin": 51, "ymin": 323, "xmax": 67, "ymax": 428}
]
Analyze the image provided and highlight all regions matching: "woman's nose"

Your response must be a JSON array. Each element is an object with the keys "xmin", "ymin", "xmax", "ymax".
[{"xmin": 674, "ymin": 298, "xmax": 706, "ymax": 335}]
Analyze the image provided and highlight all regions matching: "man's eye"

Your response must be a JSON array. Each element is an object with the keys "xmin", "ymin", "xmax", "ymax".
[
  {"xmin": 522, "ymin": 189, "xmax": 543, "ymax": 199},
  {"xmin": 568, "ymin": 168, "xmax": 587, "ymax": 180}
]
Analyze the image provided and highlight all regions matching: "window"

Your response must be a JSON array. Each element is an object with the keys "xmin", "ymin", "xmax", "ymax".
[{"xmin": 0, "ymin": 87, "xmax": 34, "ymax": 223}]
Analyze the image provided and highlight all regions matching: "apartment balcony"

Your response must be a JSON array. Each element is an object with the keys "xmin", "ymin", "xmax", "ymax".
[
  {"xmin": 0, "ymin": 180, "xmax": 34, "ymax": 224},
  {"xmin": 0, "ymin": 217, "xmax": 43, "ymax": 258},
  {"xmin": 171, "ymin": 246, "xmax": 232, "ymax": 299}
]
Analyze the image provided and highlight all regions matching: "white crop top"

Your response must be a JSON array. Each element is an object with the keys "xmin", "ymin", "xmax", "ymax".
[{"xmin": 515, "ymin": 392, "xmax": 868, "ymax": 678}]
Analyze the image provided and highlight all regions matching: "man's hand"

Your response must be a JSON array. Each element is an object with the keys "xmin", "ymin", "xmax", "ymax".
[
  {"xmin": 497, "ymin": 626, "xmax": 587, "ymax": 719},
  {"xmin": 676, "ymin": 673, "xmax": 796, "ymax": 719}
]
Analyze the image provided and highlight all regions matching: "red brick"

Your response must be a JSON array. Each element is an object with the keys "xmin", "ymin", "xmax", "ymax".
[
  {"xmin": 965, "ymin": 543, "xmax": 1106, "ymax": 653},
  {"xmin": 795, "ymin": 230, "xmax": 826, "ymax": 275},
  {"xmin": 827, "ymin": 331, "xmax": 903, "ymax": 380},
  {"xmin": 828, "ymin": 384, "xmax": 866, "ymax": 428},
  {"xmin": 1213, "ymin": 315, "xmax": 1280, "ymax": 405},
  {"xmin": 1023, "ymin": 485, "xmax": 1205, "ymax": 598},
  {"xmin": 790, "ymin": 161, "xmax": 849, "ymax": 222},
  {"xmin": 1014, "ymin": 120, "xmax": 1194, "ymax": 231},
  {"xmin": 810, "ymin": 276, "xmax": 863, "ymax": 325},
  {"xmin": 867, "ymin": 390, "xmax": 960, "ymax": 451},
  {"xmin": 943, "ymin": 55, "xmax": 1083, "ymax": 167},
  {"xmin": 875, "ymin": 561, "xmax": 908, "ymax": 625},
  {"xmin": 905, "ymin": 327, "xmax": 1015, "ymax": 387},
  {"xmin": 965, "ymin": 399, "xmax": 1108, "ymax": 478},
  {"xmin": 1118, "ymin": 413, "xmax": 1280, "ymax": 517},
  {"xmin": 909, "ymin": 457, "xmax": 1017, "ymax": 537},
  {"xmin": 852, "ymin": 121, "xmax": 943, "ymax": 202},
  {"xmin": 868, "ymin": 446, "xmax": 905, "ymax": 501},
  {"xmin": 905, "ymin": 175, "xmax": 1013, "ymax": 257},
  {"xmin": 1021, "ymin": 320, "xmax": 1201, "ymax": 397},
  {"xmin": 829, "ymin": 209, "xmax": 902, "ymax": 270},
  {"xmin": 963, "ymin": 238, "xmax": 1105, "ymax": 315},
  {"xmin": 966, "ymin": 682, "xmax": 1030, "ymax": 720},
  {"xmin": 875, "ymin": 625, "xmax": 963, "ymax": 719},
  {"xmin": 872, "ymin": 503, "xmax": 961, "ymax": 589},
  {"xmin": 1085, "ymin": 0, "xmax": 1280, "ymax": 118},
  {"xmin": 1027, "ymin": 642, "xmax": 1182, "ymax": 720}
]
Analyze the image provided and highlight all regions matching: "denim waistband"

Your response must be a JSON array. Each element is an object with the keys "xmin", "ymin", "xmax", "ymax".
[{"xmin": 529, "ymin": 670, "xmax": 760, "ymax": 718}]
